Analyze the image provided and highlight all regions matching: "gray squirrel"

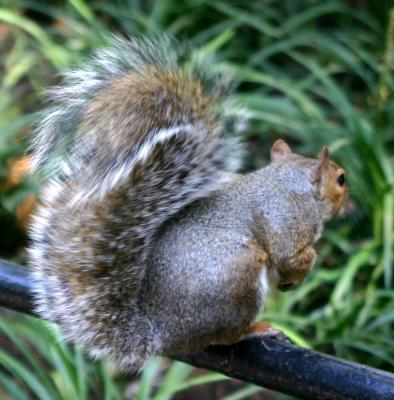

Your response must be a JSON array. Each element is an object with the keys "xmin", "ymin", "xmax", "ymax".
[{"xmin": 28, "ymin": 37, "xmax": 348, "ymax": 370}]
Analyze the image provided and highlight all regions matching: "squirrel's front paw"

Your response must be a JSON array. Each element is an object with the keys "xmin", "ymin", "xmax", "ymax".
[{"xmin": 278, "ymin": 246, "xmax": 317, "ymax": 291}]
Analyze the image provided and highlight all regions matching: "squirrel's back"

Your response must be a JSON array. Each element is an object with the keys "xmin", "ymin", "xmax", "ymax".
[{"xmin": 28, "ymin": 36, "xmax": 245, "ymax": 369}]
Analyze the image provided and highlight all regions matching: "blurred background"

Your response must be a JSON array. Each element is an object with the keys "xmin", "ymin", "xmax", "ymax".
[{"xmin": 0, "ymin": 0, "xmax": 393, "ymax": 399}]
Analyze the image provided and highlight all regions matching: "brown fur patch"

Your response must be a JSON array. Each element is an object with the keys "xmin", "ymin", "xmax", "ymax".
[
  {"xmin": 82, "ymin": 66, "xmax": 215, "ymax": 153},
  {"xmin": 247, "ymin": 320, "xmax": 272, "ymax": 334},
  {"xmin": 207, "ymin": 240, "xmax": 268, "ymax": 346},
  {"xmin": 321, "ymin": 161, "xmax": 348, "ymax": 216}
]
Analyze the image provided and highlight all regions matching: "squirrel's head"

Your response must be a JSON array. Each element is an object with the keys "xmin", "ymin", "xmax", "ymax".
[
  {"xmin": 262, "ymin": 140, "xmax": 349, "ymax": 292},
  {"xmin": 314, "ymin": 147, "xmax": 348, "ymax": 218},
  {"xmin": 271, "ymin": 140, "xmax": 349, "ymax": 220}
]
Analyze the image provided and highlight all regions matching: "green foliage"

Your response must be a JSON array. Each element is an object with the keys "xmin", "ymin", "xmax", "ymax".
[
  {"xmin": 0, "ymin": 0, "xmax": 393, "ymax": 398},
  {"xmin": 0, "ymin": 314, "xmax": 125, "ymax": 400}
]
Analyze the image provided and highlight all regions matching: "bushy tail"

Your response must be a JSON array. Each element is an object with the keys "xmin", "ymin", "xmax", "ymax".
[
  {"xmin": 29, "ymin": 36, "xmax": 247, "ymax": 369},
  {"xmin": 30, "ymin": 35, "xmax": 245, "ymax": 179}
]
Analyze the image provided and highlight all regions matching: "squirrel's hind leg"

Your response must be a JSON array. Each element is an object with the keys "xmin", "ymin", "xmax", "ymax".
[
  {"xmin": 208, "ymin": 321, "xmax": 290, "ymax": 347},
  {"xmin": 207, "ymin": 242, "xmax": 276, "ymax": 347}
]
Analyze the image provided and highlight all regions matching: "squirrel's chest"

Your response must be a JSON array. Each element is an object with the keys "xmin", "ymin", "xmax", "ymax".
[{"xmin": 259, "ymin": 267, "xmax": 270, "ymax": 301}]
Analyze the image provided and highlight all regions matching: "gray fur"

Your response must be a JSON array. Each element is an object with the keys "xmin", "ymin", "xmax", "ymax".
[
  {"xmin": 144, "ymin": 155, "xmax": 329, "ymax": 356},
  {"xmin": 29, "ymin": 36, "xmax": 247, "ymax": 369},
  {"xmin": 29, "ymin": 37, "xmax": 343, "ymax": 371}
]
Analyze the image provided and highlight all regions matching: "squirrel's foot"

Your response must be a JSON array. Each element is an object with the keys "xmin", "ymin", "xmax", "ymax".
[
  {"xmin": 209, "ymin": 321, "xmax": 290, "ymax": 347},
  {"xmin": 207, "ymin": 321, "xmax": 290, "ymax": 347},
  {"xmin": 244, "ymin": 321, "xmax": 291, "ymax": 343}
]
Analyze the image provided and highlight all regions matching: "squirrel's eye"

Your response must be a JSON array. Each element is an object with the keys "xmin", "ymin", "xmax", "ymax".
[{"xmin": 337, "ymin": 173, "xmax": 346, "ymax": 187}]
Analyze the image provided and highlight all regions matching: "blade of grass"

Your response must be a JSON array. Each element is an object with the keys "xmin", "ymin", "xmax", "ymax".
[
  {"xmin": 383, "ymin": 191, "xmax": 394, "ymax": 287},
  {"xmin": 135, "ymin": 357, "xmax": 163, "ymax": 400},
  {"xmin": 69, "ymin": 0, "xmax": 97, "ymax": 25},
  {"xmin": 74, "ymin": 347, "xmax": 87, "ymax": 400},
  {"xmin": 0, "ymin": 8, "xmax": 70, "ymax": 67},
  {"xmin": 173, "ymin": 373, "xmax": 228, "ymax": 394},
  {"xmin": 0, "ymin": 318, "xmax": 59, "ymax": 397},
  {"xmin": 0, "ymin": 372, "xmax": 30, "ymax": 400},
  {"xmin": 220, "ymin": 385, "xmax": 263, "ymax": 400},
  {"xmin": 0, "ymin": 349, "xmax": 57, "ymax": 400},
  {"xmin": 152, "ymin": 361, "xmax": 193, "ymax": 400}
]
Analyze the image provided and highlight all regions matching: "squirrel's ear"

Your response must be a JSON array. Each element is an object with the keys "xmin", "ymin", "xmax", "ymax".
[
  {"xmin": 315, "ymin": 147, "xmax": 330, "ymax": 180},
  {"xmin": 270, "ymin": 140, "xmax": 292, "ymax": 161}
]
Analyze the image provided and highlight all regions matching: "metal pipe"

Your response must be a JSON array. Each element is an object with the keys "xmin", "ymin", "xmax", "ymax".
[
  {"xmin": 0, "ymin": 259, "xmax": 36, "ymax": 315},
  {"xmin": 0, "ymin": 258, "xmax": 393, "ymax": 399}
]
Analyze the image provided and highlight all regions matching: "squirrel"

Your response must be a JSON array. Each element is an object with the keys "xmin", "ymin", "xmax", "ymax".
[{"xmin": 28, "ymin": 36, "xmax": 348, "ymax": 370}]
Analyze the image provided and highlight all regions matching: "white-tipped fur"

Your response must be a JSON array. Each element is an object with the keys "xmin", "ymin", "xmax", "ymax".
[
  {"xmin": 29, "ymin": 36, "xmax": 248, "ymax": 370},
  {"xmin": 30, "ymin": 35, "xmax": 245, "ymax": 177},
  {"xmin": 70, "ymin": 123, "xmax": 196, "ymax": 206}
]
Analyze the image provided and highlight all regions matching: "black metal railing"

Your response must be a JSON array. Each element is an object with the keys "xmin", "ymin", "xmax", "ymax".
[{"xmin": 0, "ymin": 258, "xmax": 393, "ymax": 400}]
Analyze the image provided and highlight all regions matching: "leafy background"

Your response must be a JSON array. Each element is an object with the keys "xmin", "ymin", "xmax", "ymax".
[{"xmin": 0, "ymin": 0, "xmax": 393, "ymax": 399}]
